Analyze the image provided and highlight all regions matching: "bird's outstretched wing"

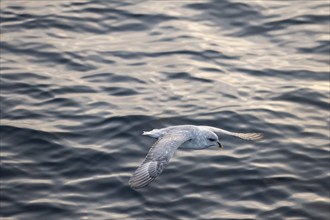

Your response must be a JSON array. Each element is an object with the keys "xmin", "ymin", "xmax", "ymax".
[
  {"xmin": 201, "ymin": 126, "xmax": 263, "ymax": 141},
  {"xmin": 129, "ymin": 131, "xmax": 191, "ymax": 189}
]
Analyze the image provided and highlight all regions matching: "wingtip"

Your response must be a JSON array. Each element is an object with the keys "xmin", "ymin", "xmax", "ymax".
[
  {"xmin": 243, "ymin": 132, "xmax": 264, "ymax": 141},
  {"xmin": 128, "ymin": 178, "xmax": 152, "ymax": 190},
  {"xmin": 128, "ymin": 179, "xmax": 140, "ymax": 190},
  {"xmin": 128, "ymin": 162, "xmax": 157, "ymax": 189},
  {"xmin": 128, "ymin": 177, "xmax": 140, "ymax": 190},
  {"xmin": 203, "ymin": 126, "xmax": 264, "ymax": 141}
]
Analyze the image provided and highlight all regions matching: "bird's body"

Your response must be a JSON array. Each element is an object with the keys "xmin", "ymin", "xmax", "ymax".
[
  {"xmin": 129, "ymin": 125, "xmax": 263, "ymax": 189},
  {"xmin": 143, "ymin": 125, "xmax": 219, "ymax": 150}
]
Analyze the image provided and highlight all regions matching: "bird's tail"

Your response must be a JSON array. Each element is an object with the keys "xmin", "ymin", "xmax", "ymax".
[{"xmin": 142, "ymin": 131, "xmax": 149, "ymax": 135}]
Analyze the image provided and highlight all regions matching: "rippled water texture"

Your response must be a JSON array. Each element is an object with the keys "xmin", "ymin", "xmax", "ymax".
[{"xmin": 1, "ymin": 1, "xmax": 329, "ymax": 219}]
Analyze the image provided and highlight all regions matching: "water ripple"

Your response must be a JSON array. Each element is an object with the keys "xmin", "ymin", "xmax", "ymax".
[{"xmin": 1, "ymin": 0, "xmax": 329, "ymax": 219}]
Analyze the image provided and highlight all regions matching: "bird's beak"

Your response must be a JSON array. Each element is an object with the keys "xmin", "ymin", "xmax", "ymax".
[{"xmin": 217, "ymin": 141, "xmax": 223, "ymax": 150}]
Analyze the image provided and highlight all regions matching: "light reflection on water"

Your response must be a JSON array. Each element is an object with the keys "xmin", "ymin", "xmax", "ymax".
[{"xmin": 1, "ymin": 0, "xmax": 329, "ymax": 219}]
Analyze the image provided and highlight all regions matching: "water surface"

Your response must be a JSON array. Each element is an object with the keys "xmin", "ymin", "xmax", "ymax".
[{"xmin": 1, "ymin": 1, "xmax": 329, "ymax": 219}]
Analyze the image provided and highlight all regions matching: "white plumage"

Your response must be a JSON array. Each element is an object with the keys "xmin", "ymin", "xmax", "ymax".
[{"xmin": 129, "ymin": 125, "xmax": 263, "ymax": 189}]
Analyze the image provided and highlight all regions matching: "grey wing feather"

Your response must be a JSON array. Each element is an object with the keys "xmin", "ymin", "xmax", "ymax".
[
  {"xmin": 201, "ymin": 126, "xmax": 263, "ymax": 141},
  {"xmin": 129, "ymin": 131, "xmax": 190, "ymax": 189},
  {"xmin": 229, "ymin": 132, "xmax": 263, "ymax": 140}
]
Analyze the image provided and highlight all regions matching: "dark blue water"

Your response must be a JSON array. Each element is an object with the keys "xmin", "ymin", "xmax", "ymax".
[{"xmin": 1, "ymin": 1, "xmax": 329, "ymax": 219}]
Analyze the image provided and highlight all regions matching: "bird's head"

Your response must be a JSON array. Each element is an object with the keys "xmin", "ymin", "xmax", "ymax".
[{"xmin": 199, "ymin": 129, "xmax": 223, "ymax": 150}]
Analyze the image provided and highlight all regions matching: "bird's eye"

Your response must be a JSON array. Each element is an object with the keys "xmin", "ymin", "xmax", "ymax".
[{"xmin": 208, "ymin": 138, "xmax": 216, "ymax": 142}]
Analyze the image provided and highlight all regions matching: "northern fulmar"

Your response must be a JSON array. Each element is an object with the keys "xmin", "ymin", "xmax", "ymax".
[{"xmin": 129, "ymin": 125, "xmax": 263, "ymax": 189}]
